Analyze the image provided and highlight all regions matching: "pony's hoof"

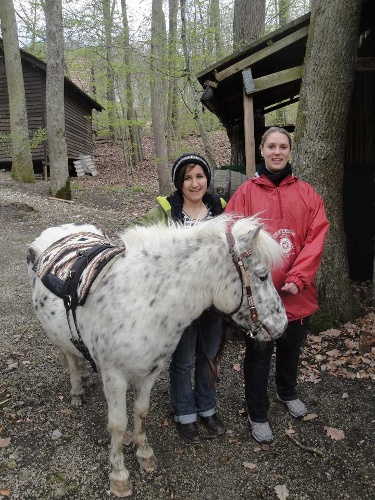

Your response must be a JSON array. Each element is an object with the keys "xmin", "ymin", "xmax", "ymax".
[
  {"xmin": 71, "ymin": 396, "xmax": 83, "ymax": 407},
  {"xmin": 110, "ymin": 478, "xmax": 133, "ymax": 497},
  {"xmin": 137, "ymin": 454, "xmax": 157, "ymax": 472}
]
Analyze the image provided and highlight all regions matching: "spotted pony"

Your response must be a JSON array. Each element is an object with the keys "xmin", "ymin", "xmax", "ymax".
[{"xmin": 27, "ymin": 215, "xmax": 287, "ymax": 497}]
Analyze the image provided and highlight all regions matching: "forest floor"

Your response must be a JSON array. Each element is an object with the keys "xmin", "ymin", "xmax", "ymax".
[{"xmin": 0, "ymin": 132, "xmax": 374, "ymax": 500}]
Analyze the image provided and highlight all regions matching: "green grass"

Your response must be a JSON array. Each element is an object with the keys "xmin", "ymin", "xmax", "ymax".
[
  {"xmin": 71, "ymin": 184, "xmax": 85, "ymax": 192},
  {"xmin": 131, "ymin": 185, "xmax": 150, "ymax": 194}
]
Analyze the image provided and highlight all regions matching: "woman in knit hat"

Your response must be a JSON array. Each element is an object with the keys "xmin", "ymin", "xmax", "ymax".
[{"xmin": 135, "ymin": 153, "xmax": 227, "ymax": 444}]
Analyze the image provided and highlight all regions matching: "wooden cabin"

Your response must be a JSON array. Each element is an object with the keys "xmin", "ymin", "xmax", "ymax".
[
  {"xmin": 0, "ymin": 40, "xmax": 103, "ymax": 173},
  {"xmin": 197, "ymin": 1, "xmax": 375, "ymax": 282}
]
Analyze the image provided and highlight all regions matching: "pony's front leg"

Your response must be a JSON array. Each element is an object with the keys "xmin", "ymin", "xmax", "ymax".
[
  {"xmin": 63, "ymin": 349, "xmax": 85, "ymax": 406},
  {"xmin": 133, "ymin": 377, "xmax": 157, "ymax": 472},
  {"xmin": 102, "ymin": 372, "xmax": 132, "ymax": 498}
]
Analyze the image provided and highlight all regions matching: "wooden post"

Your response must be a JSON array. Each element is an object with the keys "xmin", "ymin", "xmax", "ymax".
[
  {"xmin": 242, "ymin": 69, "xmax": 256, "ymax": 177},
  {"xmin": 243, "ymin": 92, "xmax": 255, "ymax": 177}
]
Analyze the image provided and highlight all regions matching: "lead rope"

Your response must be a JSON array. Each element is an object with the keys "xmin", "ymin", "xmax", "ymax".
[{"xmin": 199, "ymin": 325, "xmax": 226, "ymax": 386}]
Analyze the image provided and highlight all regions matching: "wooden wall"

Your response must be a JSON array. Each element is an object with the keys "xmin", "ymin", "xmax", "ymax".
[
  {"xmin": 0, "ymin": 48, "xmax": 95, "ymax": 165},
  {"xmin": 344, "ymin": 71, "xmax": 375, "ymax": 280}
]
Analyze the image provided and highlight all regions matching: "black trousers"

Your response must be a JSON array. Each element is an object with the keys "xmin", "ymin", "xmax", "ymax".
[{"xmin": 244, "ymin": 317, "xmax": 310, "ymax": 423}]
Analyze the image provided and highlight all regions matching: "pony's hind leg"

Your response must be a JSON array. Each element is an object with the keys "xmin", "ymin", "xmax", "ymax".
[
  {"xmin": 63, "ymin": 349, "xmax": 85, "ymax": 406},
  {"xmin": 133, "ymin": 377, "xmax": 157, "ymax": 472},
  {"xmin": 102, "ymin": 371, "xmax": 132, "ymax": 497}
]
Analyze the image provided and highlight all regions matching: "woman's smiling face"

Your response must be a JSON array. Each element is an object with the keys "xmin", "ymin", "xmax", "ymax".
[
  {"xmin": 260, "ymin": 131, "xmax": 291, "ymax": 173},
  {"xmin": 182, "ymin": 164, "xmax": 208, "ymax": 203}
]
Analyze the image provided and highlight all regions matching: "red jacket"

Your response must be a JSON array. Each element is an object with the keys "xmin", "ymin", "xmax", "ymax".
[{"xmin": 225, "ymin": 174, "xmax": 329, "ymax": 321}]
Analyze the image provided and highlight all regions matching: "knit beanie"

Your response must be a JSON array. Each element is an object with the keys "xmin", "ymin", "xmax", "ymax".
[{"xmin": 171, "ymin": 153, "xmax": 212, "ymax": 188}]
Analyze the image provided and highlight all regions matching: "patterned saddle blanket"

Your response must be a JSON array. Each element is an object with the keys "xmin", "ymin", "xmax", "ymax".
[{"xmin": 33, "ymin": 232, "xmax": 125, "ymax": 307}]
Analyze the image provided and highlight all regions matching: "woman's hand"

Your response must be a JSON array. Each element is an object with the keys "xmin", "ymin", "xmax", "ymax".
[{"xmin": 281, "ymin": 282, "xmax": 299, "ymax": 295}]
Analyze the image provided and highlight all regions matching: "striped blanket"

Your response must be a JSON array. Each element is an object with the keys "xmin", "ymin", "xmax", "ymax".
[{"xmin": 33, "ymin": 232, "xmax": 125, "ymax": 306}]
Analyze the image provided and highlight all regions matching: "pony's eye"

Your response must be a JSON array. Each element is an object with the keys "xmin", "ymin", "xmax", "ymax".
[{"xmin": 259, "ymin": 275, "xmax": 268, "ymax": 281}]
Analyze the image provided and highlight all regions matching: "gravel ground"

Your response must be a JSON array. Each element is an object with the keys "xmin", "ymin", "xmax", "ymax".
[{"xmin": 1, "ymin": 171, "xmax": 374, "ymax": 500}]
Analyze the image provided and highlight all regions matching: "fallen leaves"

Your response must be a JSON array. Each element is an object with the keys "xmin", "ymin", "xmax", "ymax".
[
  {"xmin": 301, "ymin": 413, "xmax": 318, "ymax": 421},
  {"xmin": 275, "ymin": 484, "xmax": 289, "ymax": 499},
  {"xmin": 0, "ymin": 437, "xmax": 11, "ymax": 448},
  {"xmin": 59, "ymin": 409, "xmax": 73, "ymax": 416},
  {"xmin": 324, "ymin": 426, "xmax": 345, "ymax": 441},
  {"xmin": 242, "ymin": 461, "xmax": 257, "ymax": 470},
  {"xmin": 300, "ymin": 304, "xmax": 375, "ymax": 383}
]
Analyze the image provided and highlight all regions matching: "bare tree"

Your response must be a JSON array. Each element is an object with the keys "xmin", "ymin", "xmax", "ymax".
[
  {"xmin": 233, "ymin": 0, "xmax": 265, "ymax": 51},
  {"xmin": 166, "ymin": 0, "xmax": 179, "ymax": 157},
  {"xmin": 229, "ymin": 0, "xmax": 266, "ymax": 166},
  {"xmin": 293, "ymin": 0, "xmax": 363, "ymax": 328},
  {"xmin": 102, "ymin": 0, "xmax": 116, "ymax": 141},
  {"xmin": 0, "ymin": 0, "xmax": 34, "ymax": 182},
  {"xmin": 180, "ymin": 0, "xmax": 217, "ymax": 169},
  {"xmin": 45, "ymin": 0, "xmax": 70, "ymax": 198},
  {"xmin": 120, "ymin": 0, "xmax": 143, "ymax": 166},
  {"xmin": 208, "ymin": 0, "xmax": 223, "ymax": 58},
  {"xmin": 150, "ymin": 0, "xmax": 170, "ymax": 194}
]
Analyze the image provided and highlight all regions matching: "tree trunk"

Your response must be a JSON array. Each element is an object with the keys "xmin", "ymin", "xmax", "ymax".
[
  {"xmin": 166, "ymin": 0, "xmax": 179, "ymax": 157},
  {"xmin": 233, "ymin": 0, "xmax": 265, "ymax": 51},
  {"xmin": 230, "ymin": 0, "xmax": 265, "ymax": 167},
  {"xmin": 180, "ymin": 0, "xmax": 217, "ymax": 169},
  {"xmin": 45, "ymin": 0, "xmax": 70, "ymax": 199},
  {"xmin": 208, "ymin": 0, "xmax": 223, "ymax": 58},
  {"xmin": 121, "ymin": 0, "xmax": 143, "ymax": 165},
  {"xmin": 0, "ymin": 0, "xmax": 34, "ymax": 183},
  {"xmin": 150, "ymin": 0, "xmax": 170, "ymax": 194},
  {"xmin": 102, "ymin": 0, "xmax": 116, "ymax": 141},
  {"xmin": 274, "ymin": 0, "xmax": 290, "ymax": 125},
  {"xmin": 293, "ymin": 0, "xmax": 363, "ymax": 329}
]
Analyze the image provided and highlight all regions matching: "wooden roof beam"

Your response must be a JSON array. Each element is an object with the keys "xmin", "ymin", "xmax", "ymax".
[
  {"xmin": 214, "ymin": 26, "xmax": 308, "ymax": 82},
  {"xmin": 249, "ymin": 66, "xmax": 303, "ymax": 94},
  {"xmin": 262, "ymin": 96, "xmax": 300, "ymax": 114}
]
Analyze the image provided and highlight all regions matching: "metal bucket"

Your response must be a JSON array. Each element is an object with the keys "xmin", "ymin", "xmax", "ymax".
[{"xmin": 210, "ymin": 169, "xmax": 248, "ymax": 201}]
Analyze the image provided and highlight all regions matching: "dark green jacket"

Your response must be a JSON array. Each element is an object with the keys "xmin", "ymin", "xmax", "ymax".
[{"xmin": 135, "ymin": 191, "xmax": 226, "ymax": 226}]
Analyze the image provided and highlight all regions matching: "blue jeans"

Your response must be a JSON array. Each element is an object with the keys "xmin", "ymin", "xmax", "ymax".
[
  {"xmin": 169, "ymin": 309, "xmax": 223, "ymax": 424},
  {"xmin": 244, "ymin": 317, "xmax": 310, "ymax": 422}
]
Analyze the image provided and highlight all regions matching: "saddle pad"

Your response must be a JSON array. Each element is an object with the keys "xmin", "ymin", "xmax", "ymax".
[{"xmin": 33, "ymin": 232, "xmax": 125, "ymax": 305}]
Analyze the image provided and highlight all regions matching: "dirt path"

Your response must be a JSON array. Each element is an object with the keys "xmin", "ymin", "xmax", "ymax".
[{"xmin": 1, "ymin": 172, "xmax": 374, "ymax": 500}]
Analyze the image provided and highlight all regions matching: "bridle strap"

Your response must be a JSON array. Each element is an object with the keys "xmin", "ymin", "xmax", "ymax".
[{"xmin": 225, "ymin": 232, "xmax": 259, "ymax": 323}]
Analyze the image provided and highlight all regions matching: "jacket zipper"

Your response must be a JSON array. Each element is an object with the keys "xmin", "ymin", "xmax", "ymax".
[{"xmin": 277, "ymin": 187, "xmax": 283, "ymax": 218}]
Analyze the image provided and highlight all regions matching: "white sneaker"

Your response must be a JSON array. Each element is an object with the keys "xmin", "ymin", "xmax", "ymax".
[
  {"xmin": 248, "ymin": 416, "xmax": 274, "ymax": 443},
  {"xmin": 277, "ymin": 394, "xmax": 308, "ymax": 418}
]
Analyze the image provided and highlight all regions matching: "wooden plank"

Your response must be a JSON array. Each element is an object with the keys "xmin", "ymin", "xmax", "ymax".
[
  {"xmin": 263, "ymin": 96, "xmax": 299, "ymax": 114},
  {"xmin": 355, "ymin": 57, "xmax": 375, "ymax": 71},
  {"xmin": 215, "ymin": 26, "xmax": 308, "ymax": 82},
  {"xmin": 243, "ymin": 92, "xmax": 255, "ymax": 178},
  {"xmin": 252, "ymin": 66, "xmax": 303, "ymax": 93}
]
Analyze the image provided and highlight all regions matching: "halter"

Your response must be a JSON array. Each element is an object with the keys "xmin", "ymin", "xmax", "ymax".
[{"xmin": 223, "ymin": 231, "xmax": 274, "ymax": 340}]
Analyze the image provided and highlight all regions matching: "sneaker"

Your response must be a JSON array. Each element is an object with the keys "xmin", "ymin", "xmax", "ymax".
[
  {"xmin": 277, "ymin": 394, "xmax": 308, "ymax": 418},
  {"xmin": 248, "ymin": 417, "xmax": 274, "ymax": 443}
]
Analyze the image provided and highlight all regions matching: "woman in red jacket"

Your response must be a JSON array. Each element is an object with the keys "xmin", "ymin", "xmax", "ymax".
[{"xmin": 225, "ymin": 127, "xmax": 329, "ymax": 444}]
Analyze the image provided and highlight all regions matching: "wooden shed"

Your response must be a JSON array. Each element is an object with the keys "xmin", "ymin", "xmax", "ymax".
[
  {"xmin": 0, "ymin": 40, "xmax": 103, "ymax": 172},
  {"xmin": 197, "ymin": 2, "xmax": 375, "ymax": 281}
]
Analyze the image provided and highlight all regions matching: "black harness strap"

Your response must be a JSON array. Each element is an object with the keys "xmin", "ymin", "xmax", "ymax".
[{"xmin": 62, "ymin": 243, "xmax": 125, "ymax": 373}]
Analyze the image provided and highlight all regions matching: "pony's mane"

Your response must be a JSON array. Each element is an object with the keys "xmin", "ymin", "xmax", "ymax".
[
  {"xmin": 120, "ymin": 214, "xmax": 283, "ymax": 267},
  {"xmin": 231, "ymin": 216, "xmax": 284, "ymax": 268},
  {"xmin": 119, "ymin": 214, "xmax": 233, "ymax": 250}
]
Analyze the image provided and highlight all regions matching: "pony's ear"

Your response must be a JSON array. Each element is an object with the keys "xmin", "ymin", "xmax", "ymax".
[{"xmin": 237, "ymin": 224, "xmax": 262, "ymax": 252}]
